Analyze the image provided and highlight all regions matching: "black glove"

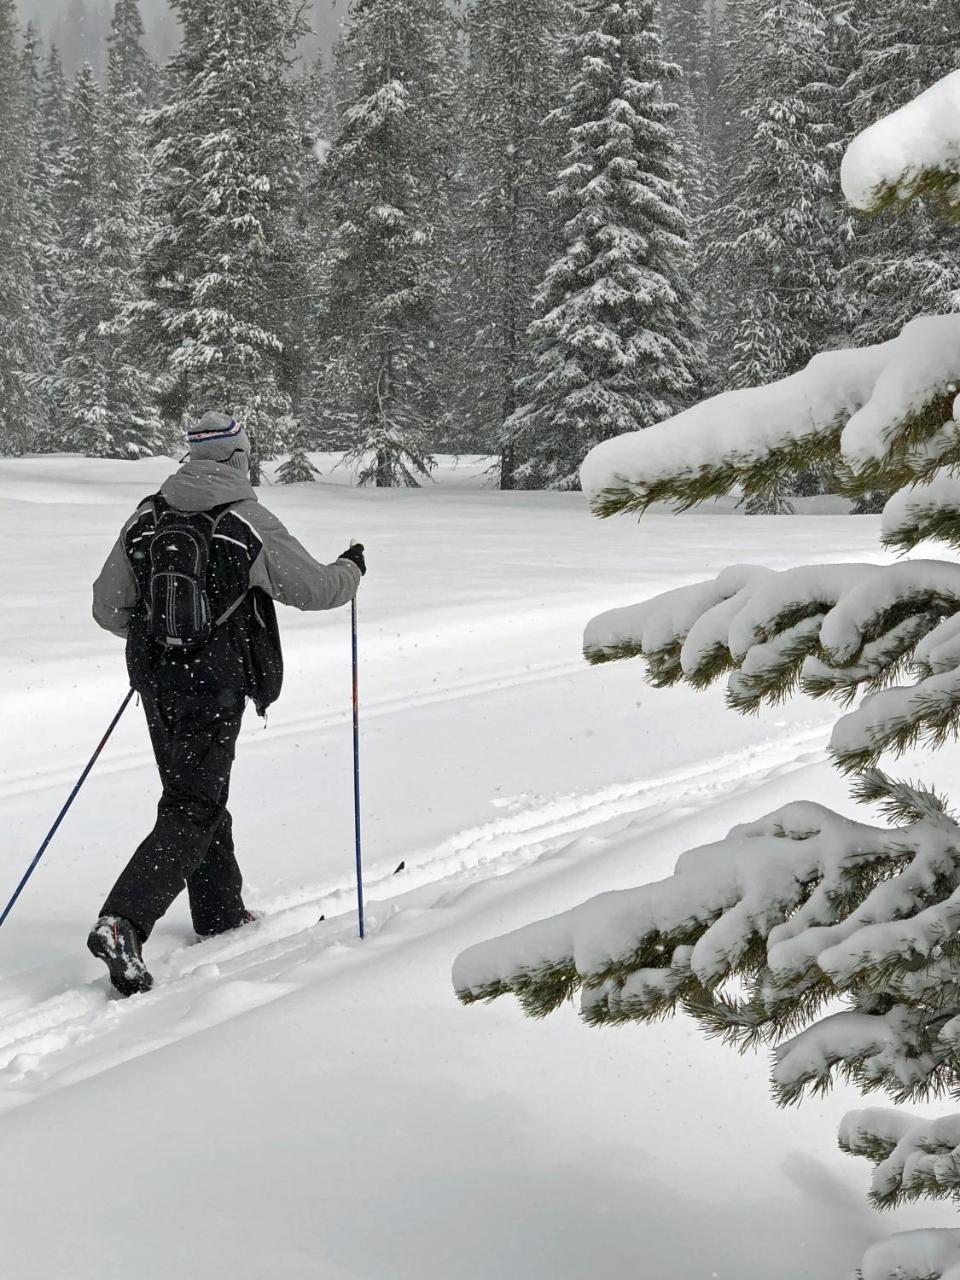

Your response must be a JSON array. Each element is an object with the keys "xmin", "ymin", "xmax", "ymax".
[{"xmin": 339, "ymin": 543, "xmax": 366, "ymax": 577}]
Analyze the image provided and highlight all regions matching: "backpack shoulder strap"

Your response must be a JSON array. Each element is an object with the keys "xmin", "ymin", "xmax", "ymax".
[{"xmin": 209, "ymin": 499, "xmax": 239, "ymax": 530}]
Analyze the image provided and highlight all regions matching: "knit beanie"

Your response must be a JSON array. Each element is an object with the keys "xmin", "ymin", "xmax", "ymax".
[{"xmin": 187, "ymin": 412, "xmax": 251, "ymax": 476}]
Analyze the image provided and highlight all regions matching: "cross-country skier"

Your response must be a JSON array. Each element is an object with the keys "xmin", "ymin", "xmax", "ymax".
[{"xmin": 87, "ymin": 412, "xmax": 365, "ymax": 996}]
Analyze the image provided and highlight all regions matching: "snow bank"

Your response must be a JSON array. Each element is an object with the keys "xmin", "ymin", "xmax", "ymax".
[{"xmin": 842, "ymin": 70, "xmax": 960, "ymax": 212}]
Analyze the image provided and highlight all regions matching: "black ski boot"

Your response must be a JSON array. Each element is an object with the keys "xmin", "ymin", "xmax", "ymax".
[
  {"xmin": 87, "ymin": 915, "xmax": 153, "ymax": 997},
  {"xmin": 195, "ymin": 909, "xmax": 258, "ymax": 940}
]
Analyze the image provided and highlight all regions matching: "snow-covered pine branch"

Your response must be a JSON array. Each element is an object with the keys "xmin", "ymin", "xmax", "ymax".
[
  {"xmin": 455, "ymin": 49, "xmax": 960, "ymax": 1280},
  {"xmin": 842, "ymin": 69, "xmax": 960, "ymax": 218},
  {"xmin": 578, "ymin": 313, "xmax": 960, "ymax": 519},
  {"xmin": 841, "ymin": 1109, "xmax": 960, "ymax": 1211},
  {"xmin": 454, "ymin": 793, "xmax": 960, "ymax": 1097},
  {"xmin": 584, "ymin": 560, "xmax": 960, "ymax": 768}
]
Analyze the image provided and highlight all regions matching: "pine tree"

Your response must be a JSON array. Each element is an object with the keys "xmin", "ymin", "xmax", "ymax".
[
  {"xmin": 44, "ymin": 3, "xmax": 164, "ymax": 459},
  {"xmin": 456, "ymin": 0, "xmax": 567, "ymax": 484},
  {"xmin": 50, "ymin": 63, "xmax": 111, "ymax": 454},
  {"xmin": 17, "ymin": 25, "xmax": 60, "ymax": 443},
  {"xmin": 0, "ymin": 2, "xmax": 44, "ymax": 454},
  {"xmin": 660, "ymin": 0, "xmax": 710, "ymax": 222},
  {"xmin": 134, "ymin": 0, "xmax": 305, "ymax": 465},
  {"xmin": 40, "ymin": 45, "xmax": 70, "ymax": 236},
  {"xmin": 317, "ymin": 0, "xmax": 458, "ymax": 487},
  {"xmin": 455, "ymin": 67, "xmax": 960, "ymax": 1280},
  {"xmin": 504, "ymin": 0, "xmax": 697, "ymax": 490},
  {"xmin": 710, "ymin": 0, "xmax": 842, "ymax": 391},
  {"xmin": 275, "ymin": 54, "xmax": 342, "ymax": 485},
  {"xmin": 276, "ymin": 441, "xmax": 320, "ymax": 483}
]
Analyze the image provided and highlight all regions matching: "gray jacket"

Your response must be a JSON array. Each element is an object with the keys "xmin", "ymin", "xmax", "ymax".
[{"xmin": 92, "ymin": 460, "xmax": 360, "ymax": 639}]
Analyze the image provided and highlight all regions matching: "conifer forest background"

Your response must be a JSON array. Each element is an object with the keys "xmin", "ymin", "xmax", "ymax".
[{"xmin": 1, "ymin": 0, "xmax": 957, "ymax": 496}]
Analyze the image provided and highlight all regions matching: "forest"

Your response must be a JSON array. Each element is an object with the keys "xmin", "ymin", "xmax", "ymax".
[{"xmin": 0, "ymin": 0, "xmax": 957, "ymax": 496}]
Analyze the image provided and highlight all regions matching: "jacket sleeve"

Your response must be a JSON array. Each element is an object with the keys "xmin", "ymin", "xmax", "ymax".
[
  {"xmin": 92, "ymin": 535, "xmax": 139, "ymax": 638},
  {"xmin": 245, "ymin": 504, "xmax": 361, "ymax": 611}
]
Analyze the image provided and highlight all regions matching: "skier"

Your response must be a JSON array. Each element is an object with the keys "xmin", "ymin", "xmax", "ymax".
[{"xmin": 87, "ymin": 412, "xmax": 366, "ymax": 996}]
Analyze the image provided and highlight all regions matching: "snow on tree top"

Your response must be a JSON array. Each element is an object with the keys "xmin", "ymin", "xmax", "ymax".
[{"xmin": 841, "ymin": 69, "xmax": 960, "ymax": 214}]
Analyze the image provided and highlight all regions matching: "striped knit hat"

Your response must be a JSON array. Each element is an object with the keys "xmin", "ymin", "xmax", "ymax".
[{"xmin": 187, "ymin": 412, "xmax": 251, "ymax": 475}]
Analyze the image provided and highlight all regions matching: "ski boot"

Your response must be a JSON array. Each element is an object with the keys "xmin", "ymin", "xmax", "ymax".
[
  {"xmin": 87, "ymin": 915, "xmax": 153, "ymax": 998},
  {"xmin": 195, "ymin": 909, "xmax": 258, "ymax": 940}
]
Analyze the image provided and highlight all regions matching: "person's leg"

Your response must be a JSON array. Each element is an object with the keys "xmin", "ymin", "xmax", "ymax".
[
  {"xmin": 100, "ymin": 692, "xmax": 244, "ymax": 941},
  {"xmin": 187, "ymin": 803, "xmax": 247, "ymax": 937}
]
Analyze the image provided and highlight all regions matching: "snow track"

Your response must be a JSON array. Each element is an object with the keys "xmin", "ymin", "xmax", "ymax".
[
  {"xmin": 0, "ymin": 655, "xmax": 589, "ymax": 802},
  {"xmin": 0, "ymin": 726, "xmax": 826, "ymax": 1113}
]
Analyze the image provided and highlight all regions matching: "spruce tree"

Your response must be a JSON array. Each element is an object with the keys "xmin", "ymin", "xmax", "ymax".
[
  {"xmin": 50, "ymin": 63, "xmax": 111, "ymax": 454},
  {"xmin": 45, "ymin": 4, "xmax": 164, "ymax": 459},
  {"xmin": 457, "ymin": 0, "xmax": 567, "ymax": 485},
  {"xmin": 317, "ymin": 0, "xmax": 458, "ymax": 487},
  {"xmin": 275, "ymin": 50, "xmax": 339, "ymax": 481},
  {"xmin": 0, "ymin": 1, "xmax": 44, "ymax": 454},
  {"xmin": 455, "ymin": 65, "xmax": 960, "ymax": 1280},
  {"xmin": 18, "ymin": 25, "xmax": 59, "ymax": 444},
  {"xmin": 135, "ymin": 0, "xmax": 304, "ymax": 464},
  {"xmin": 710, "ymin": 0, "xmax": 842, "ymax": 391},
  {"xmin": 504, "ymin": 0, "xmax": 697, "ymax": 490},
  {"xmin": 660, "ymin": 0, "xmax": 710, "ymax": 223},
  {"xmin": 40, "ymin": 45, "xmax": 70, "ymax": 239}
]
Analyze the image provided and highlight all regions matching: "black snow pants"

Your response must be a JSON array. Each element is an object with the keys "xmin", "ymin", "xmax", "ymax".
[{"xmin": 101, "ymin": 688, "xmax": 246, "ymax": 941}]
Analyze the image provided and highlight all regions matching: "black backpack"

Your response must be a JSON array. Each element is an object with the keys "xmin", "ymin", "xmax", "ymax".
[{"xmin": 146, "ymin": 495, "xmax": 246, "ymax": 650}]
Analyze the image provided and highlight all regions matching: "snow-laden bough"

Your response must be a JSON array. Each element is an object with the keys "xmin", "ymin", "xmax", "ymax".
[{"xmin": 456, "ymin": 66, "xmax": 960, "ymax": 1280}]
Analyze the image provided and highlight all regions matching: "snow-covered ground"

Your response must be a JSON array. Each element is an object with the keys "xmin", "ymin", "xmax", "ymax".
[{"xmin": 0, "ymin": 455, "xmax": 953, "ymax": 1278}]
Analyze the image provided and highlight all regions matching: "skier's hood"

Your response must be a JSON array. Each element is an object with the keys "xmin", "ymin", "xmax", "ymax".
[{"xmin": 160, "ymin": 459, "xmax": 258, "ymax": 512}]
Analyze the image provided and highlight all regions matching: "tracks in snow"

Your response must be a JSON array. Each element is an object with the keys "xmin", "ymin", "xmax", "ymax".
[
  {"xmin": 0, "ymin": 726, "xmax": 828, "ymax": 1112},
  {"xmin": 0, "ymin": 655, "xmax": 585, "ymax": 803}
]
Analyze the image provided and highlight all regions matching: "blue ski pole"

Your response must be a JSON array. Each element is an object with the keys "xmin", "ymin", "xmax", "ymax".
[
  {"xmin": 351, "ymin": 591, "xmax": 365, "ymax": 940},
  {"xmin": 0, "ymin": 688, "xmax": 136, "ymax": 932}
]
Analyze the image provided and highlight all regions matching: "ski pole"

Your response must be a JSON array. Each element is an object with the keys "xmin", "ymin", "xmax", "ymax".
[
  {"xmin": 351, "ymin": 589, "xmax": 365, "ymax": 940},
  {"xmin": 0, "ymin": 688, "xmax": 136, "ymax": 933}
]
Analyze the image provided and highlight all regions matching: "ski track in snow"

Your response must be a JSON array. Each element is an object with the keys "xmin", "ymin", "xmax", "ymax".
[
  {"xmin": 0, "ymin": 726, "xmax": 827, "ymax": 1113},
  {"xmin": 0, "ymin": 656, "xmax": 588, "ymax": 802}
]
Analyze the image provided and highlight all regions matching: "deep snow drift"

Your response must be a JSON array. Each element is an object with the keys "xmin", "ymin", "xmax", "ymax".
[{"xmin": 0, "ymin": 455, "xmax": 953, "ymax": 1278}]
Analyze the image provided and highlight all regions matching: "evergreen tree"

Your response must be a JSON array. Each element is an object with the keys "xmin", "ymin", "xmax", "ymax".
[
  {"xmin": 134, "ymin": 0, "xmax": 305, "ymax": 466},
  {"xmin": 660, "ymin": 0, "xmax": 710, "ymax": 222},
  {"xmin": 49, "ymin": 63, "xmax": 110, "ymax": 453},
  {"xmin": 317, "ymin": 0, "xmax": 458, "ymax": 487},
  {"xmin": 276, "ymin": 439, "xmax": 320, "ymax": 483},
  {"xmin": 456, "ymin": 0, "xmax": 567, "ymax": 484},
  {"xmin": 455, "ymin": 67, "xmax": 960, "ymax": 1280},
  {"xmin": 0, "ymin": 1, "xmax": 44, "ymax": 454},
  {"xmin": 39, "ymin": 46, "xmax": 70, "ymax": 246},
  {"xmin": 276, "ymin": 54, "xmax": 341, "ymax": 485},
  {"xmin": 504, "ymin": 0, "xmax": 697, "ymax": 490},
  {"xmin": 44, "ymin": 4, "xmax": 164, "ymax": 459},
  {"xmin": 709, "ymin": 0, "xmax": 842, "ymax": 391},
  {"xmin": 18, "ymin": 24, "xmax": 60, "ymax": 444}
]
